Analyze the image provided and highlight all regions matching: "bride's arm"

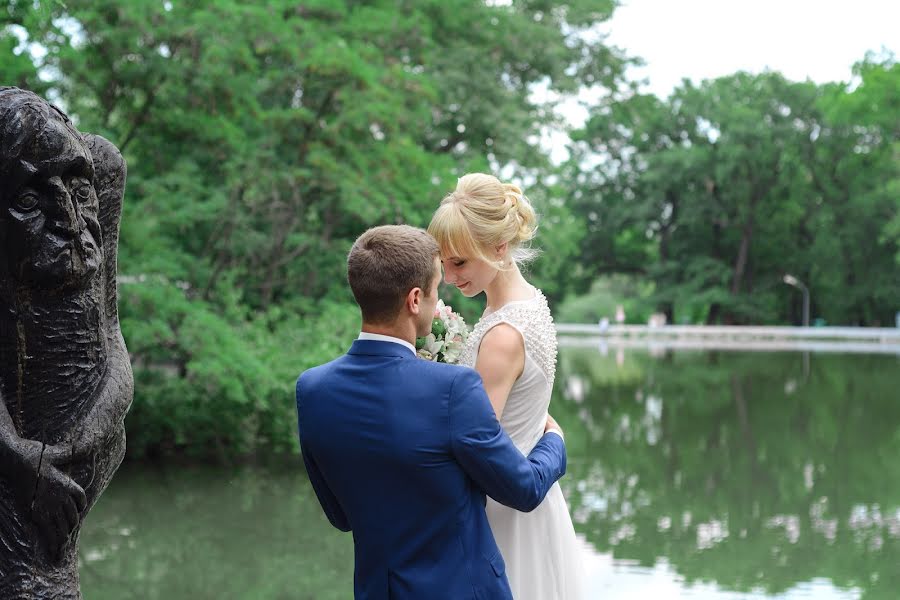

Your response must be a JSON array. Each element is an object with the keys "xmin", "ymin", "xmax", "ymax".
[
  {"xmin": 449, "ymin": 369, "xmax": 566, "ymax": 513},
  {"xmin": 474, "ymin": 323, "xmax": 525, "ymax": 419}
]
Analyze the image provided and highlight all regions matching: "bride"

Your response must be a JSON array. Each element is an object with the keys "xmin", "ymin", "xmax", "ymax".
[{"xmin": 428, "ymin": 173, "xmax": 584, "ymax": 600}]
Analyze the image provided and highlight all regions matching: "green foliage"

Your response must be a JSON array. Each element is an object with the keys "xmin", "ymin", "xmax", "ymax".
[
  {"xmin": 3, "ymin": 2, "xmax": 896, "ymax": 459},
  {"xmin": 568, "ymin": 58, "xmax": 900, "ymax": 325},
  {"xmin": 520, "ymin": 180, "xmax": 588, "ymax": 303},
  {"xmin": 1, "ymin": 0, "xmax": 625, "ymax": 457},
  {"xmin": 555, "ymin": 274, "xmax": 656, "ymax": 324},
  {"xmin": 120, "ymin": 278, "xmax": 359, "ymax": 458}
]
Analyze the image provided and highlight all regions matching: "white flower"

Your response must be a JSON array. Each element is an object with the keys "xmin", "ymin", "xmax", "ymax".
[
  {"xmin": 415, "ymin": 300, "xmax": 470, "ymax": 364},
  {"xmin": 420, "ymin": 333, "xmax": 443, "ymax": 360},
  {"xmin": 442, "ymin": 343, "xmax": 463, "ymax": 364}
]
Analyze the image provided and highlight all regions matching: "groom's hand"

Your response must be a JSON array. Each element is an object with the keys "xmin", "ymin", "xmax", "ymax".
[{"xmin": 544, "ymin": 414, "xmax": 564, "ymax": 440}]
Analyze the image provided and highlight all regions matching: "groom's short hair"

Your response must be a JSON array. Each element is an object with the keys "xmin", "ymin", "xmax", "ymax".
[{"xmin": 348, "ymin": 225, "xmax": 439, "ymax": 324}]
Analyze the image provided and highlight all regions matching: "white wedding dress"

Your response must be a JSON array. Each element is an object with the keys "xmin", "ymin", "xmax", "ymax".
[{"xmin": 459, "ymin": 289, "xmax": 584, "ymax": 600}]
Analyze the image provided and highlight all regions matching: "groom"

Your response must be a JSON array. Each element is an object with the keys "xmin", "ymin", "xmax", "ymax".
[{"xmin": 296, "ymin": 225, "xmax": 567, "ymax": 599}]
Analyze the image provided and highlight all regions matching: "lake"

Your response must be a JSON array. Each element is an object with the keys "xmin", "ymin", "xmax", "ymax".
[{"xmin": 79, "ymin": 347, "xmax": 900, "ymax": 599}]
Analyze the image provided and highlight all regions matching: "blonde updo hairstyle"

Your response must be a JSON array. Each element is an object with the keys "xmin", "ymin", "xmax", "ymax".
[{"xmin": 428, "ymin": 173, "xmax": 539, "ymax": 269}]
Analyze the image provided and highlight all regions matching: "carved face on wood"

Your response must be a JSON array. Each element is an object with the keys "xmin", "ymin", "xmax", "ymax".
[{"xmin": 1, "ymin": 96, "xmax": 103, "ymax": 291}]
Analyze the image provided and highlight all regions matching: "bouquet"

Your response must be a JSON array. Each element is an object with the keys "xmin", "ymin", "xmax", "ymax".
[{"xmin": 416, "ymin": 300, "xmax": 470, "ymax": 364}]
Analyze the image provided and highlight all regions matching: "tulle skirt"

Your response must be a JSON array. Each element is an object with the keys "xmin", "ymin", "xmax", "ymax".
[{"xmin": 486, "ymin": 482, "xmax": 584, "ymax": 600}]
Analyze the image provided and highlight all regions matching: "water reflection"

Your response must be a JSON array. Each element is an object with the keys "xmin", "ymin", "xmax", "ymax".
[
  {"xmin": 554, "ymin": 349, "xmax": 900, "ymax": 599},
  {"xmin": 79, "ymin": 349, "xmax": 899, "ymax": 599},
  {"xmin": 79, "ymin": 463, "xmax": 355, "ymax": 599}
]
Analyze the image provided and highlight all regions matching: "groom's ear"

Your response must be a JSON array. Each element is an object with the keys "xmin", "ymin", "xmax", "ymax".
[{"xmin": 406, "ymin": 287, "xmax": 423, "ymax": 315}]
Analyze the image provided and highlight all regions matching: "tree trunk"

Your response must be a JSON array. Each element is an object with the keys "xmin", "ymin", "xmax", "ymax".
[
  {"xmin": 730, "ymin": 216, "xmax": 755, "ymax": 296},
  {"xmin": 725, "ymin": 194, "xmax": 759, "ymax": 324}
]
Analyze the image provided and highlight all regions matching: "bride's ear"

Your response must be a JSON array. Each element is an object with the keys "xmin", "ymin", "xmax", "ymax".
[{"xmin": 495, "ymin": 241, "xmax": 508, "ymax": 259}]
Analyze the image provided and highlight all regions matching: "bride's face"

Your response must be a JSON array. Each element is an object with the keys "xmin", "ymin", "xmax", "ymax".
[{"xmin": 441, "ymin": 253, "xmax": 498, "ymax": 298}]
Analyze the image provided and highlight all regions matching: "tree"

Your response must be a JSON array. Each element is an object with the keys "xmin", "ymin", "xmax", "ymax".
[
  {"xmin": 2, "ymin": 0, "xmax": 628, "ymax": 455},
  {"xmin": 568, "ymin": 63, "xmax": 899, "ymax": 325}
]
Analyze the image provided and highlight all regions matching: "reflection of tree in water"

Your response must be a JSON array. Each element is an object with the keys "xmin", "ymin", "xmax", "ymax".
[
  {"xmin": 554, "ymin": 349, "xmax": 900, "ymax": 599},
  {"xmin": 78, "ymin": 462, "xmax": 354, "ymax": 599}
]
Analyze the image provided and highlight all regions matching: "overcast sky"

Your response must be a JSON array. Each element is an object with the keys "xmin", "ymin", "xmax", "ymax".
[
  {"xmin": 605, "ymin": 0, "xmax": 899, "ymax": 98},
  {"xmin": 542, "ymin": 0, "xmax": 898, "ymax": 162}
]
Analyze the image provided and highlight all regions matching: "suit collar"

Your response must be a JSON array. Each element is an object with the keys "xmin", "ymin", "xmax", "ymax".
[
  {"xmin": 348, "ymin": 339, "xmax": 416, "ymax": 359},
  {"xmin": 357, "ymin": 332, "xmax": 416, "ymax": 355}
]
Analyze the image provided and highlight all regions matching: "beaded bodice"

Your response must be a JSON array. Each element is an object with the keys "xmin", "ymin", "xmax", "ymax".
[{"xmin": 460, "ymin": 289, "xmax": 558, "ymax": 453}]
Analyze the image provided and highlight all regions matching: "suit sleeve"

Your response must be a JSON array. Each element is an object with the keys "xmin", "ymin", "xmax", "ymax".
[
  {"xmin": 299, "ymin": 440, "xmax": 351, "ymax": 532},
  {"xmin": 449, "ymin": 369, "xmax": 566, "ymax": 512},
  {"xmin": 297, "ymin": 379, "xmax": 351, "ymax": 532}
]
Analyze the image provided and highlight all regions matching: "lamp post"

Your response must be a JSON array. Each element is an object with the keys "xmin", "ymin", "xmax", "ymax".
[{"xmin": 783, "ymin": 274, "xmax": 810, "ymax": 327}]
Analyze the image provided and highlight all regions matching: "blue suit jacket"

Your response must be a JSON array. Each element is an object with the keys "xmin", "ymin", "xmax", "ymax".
[{"xmin": 296, "ymin": 339, "xmax": 567, "ymax": 600}]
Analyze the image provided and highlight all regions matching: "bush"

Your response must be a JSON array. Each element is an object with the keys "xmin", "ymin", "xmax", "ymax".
[{"xmin": 120, "ymin": 281, "xmax": 358, "ymax": 459}]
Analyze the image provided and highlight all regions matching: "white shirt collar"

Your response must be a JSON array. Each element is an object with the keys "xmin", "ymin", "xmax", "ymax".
[{"xmin": 357, "ymin": 332, "xmax": 416, "ymax": 356}]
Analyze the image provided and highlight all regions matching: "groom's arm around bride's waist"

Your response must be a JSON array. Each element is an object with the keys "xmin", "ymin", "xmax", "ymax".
[{"xmin": 449, "ymin": 368, "xmax": 566, "ymax": 512}]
